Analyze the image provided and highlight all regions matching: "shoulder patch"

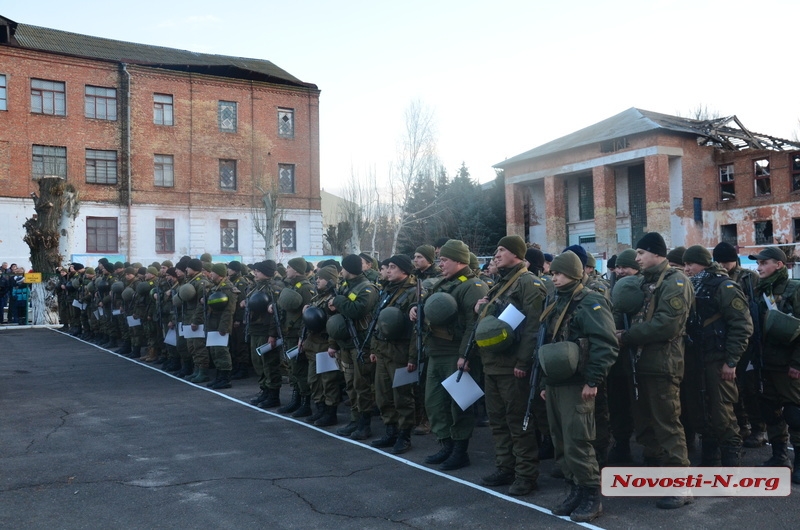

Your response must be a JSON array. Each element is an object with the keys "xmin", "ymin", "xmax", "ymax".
[
  {"xmin": 533, "ymin": 280, "xmax": 542, "ymax": 287},
  {"xmin": 724, "ymin": 282, "xmax": 735, "ymax": 288},
  {"xmin": 592, "ymin": 303, "xmax": 602, "ymax": 311},
  {"xmin": 458, "ymin": 275, "xmax": 468, "ymax": 282},
  {"xmin": 675, "ymin": 279, "xmax": 684, "ymax": 287},
  {"xmin": 295, "ymin": 282, "xmax": 302, "ymax": 289},
  {"xmin": 669, "ymin": 297, "xmax": 684, "ymax": 310},
  {"xmin": 348, "ymin": 292, "xmax": 357, "ymax": 301},
  {"xmin": 731, "ymin": 298, "xmax": 746, "ymax": 311}
]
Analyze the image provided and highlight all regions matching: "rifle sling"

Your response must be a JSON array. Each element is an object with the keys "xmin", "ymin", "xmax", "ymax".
[
  {"xmin": 539, "ymin": 283, "xmax": 584, "ymax": 340},
  {"xmin": 479, "ymin": 266, "xmax": 528, "ymax": 320}
]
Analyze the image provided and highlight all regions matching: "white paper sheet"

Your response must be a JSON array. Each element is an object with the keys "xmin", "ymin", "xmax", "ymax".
[
  {"xmin": 71, "ymin": 299, "xmax": 83, "ymax": 309},
  {"xmin": 164, "ymin": 328, "xmax": 177, "ymax": 346},
  {"xmin": 285, "ymin": 346, "xmax": 299, "ymax": 359},
  {"xmin": 205, "ymin": 331, "xmax": 229, "ymax": 347},
  {"xmin": 441, "ymin": 370, "xmax": 484, "ymax": 411},
  {"xmin": 392, "ymin": 366, "xmax": 419, "ymax": 388},
  {"xmin": 112, "ymin": 309, "xmax": 121, "ymax": 316},
  {"xmin": 93, "ymin": 310, "xmax": 100, "ymax": 319},
  {"xmin": 126, "ymin": 316, "xmax": 141, "ymax": 327},
  {"xmin": 498, "ymin": 303, "xmax": 526, "ymax": 330},
  {"xmin": 98, "ymin": 307, "xmax": 104, "ymax": 316},
  {"xmin": 256, "ymin": 338, "xmax": 283, "ymax": 356},
  {"xmin": 315, "ymin": 351, "xmax": 339, "ymax": 374},
  {"xmin": 182, "ymin": 324, "xmax": 205, "ymax": 338}
]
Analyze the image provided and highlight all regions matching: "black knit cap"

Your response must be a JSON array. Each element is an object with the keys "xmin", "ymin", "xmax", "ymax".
[
  {"xmin": 252, "ymin": 260, "xmax": 277, "ymax": 277},
  {"xmin": 114, "ymin": 261, "xmax": 124, "ymax": 270},
  {"xmin": 227, "ymin": 261, "xmax": 242, "ymax": 272},
  {"xmin": 72, "ymin": 263, "xmax": 85, "ymax": 271},
  {"xmin": 386, "ymin": 254, "xmax": 413, "ymax": 275},
  {"xmin": 607, "ymin": 254, "xmax": 617, "ymax": 269},
  {"xmin": 636, "ymin": 232, "xmax": 668, "ymax": 257},
  {"xmin": 187, "ymin": 258, "xmax": 203, "ymax": 273},
  {"xmin": 562, "ymin": 245, "xmax": 588, "ymax": 267},
  {"xmin": 713, "ymin": 242, "xmax": 738, "ymax": 263},
  {"xmin": 682, "ymin": 245, "xmax": 712, "ymax": 267},
  {"xmin": 666, "ymin": 246, "xmax": 686, "ymax": 266},
  {"xmin": 525, "ymin": 248, "xmax": 545, "ymax": 273},
  {"xmin": 165, "ymin": 267, "xmax": 177, "ymax": 278},
  {"xmin": 342, "ymin": 254, "xmax": 363, "ymax": 275}
]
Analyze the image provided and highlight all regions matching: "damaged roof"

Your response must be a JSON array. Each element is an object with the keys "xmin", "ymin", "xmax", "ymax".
[
  {"xmin": 0, "ymin": 15, "xmax": 316, "ymax": 89},
  {"xmin": 495, "ymin": 107, "xmax": 800, "ymax": 168}
]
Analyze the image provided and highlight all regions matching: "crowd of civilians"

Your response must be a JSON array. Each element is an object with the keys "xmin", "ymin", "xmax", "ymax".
[{"xmin": 0, "ymin": 262, "xmax": 30, "ymax": 325}]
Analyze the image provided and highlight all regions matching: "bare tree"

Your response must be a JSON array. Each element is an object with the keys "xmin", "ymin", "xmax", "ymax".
[
  {"xmin": 679, "ymin": 104, "xmax": 722, "ymax": 121},
  {"xmin": 388, "ymin": 100, "xmax": 439, "ymax": 254},
  {"xmin": 252, "ymin": 182, "xmax": 285, "ymax": 261}
]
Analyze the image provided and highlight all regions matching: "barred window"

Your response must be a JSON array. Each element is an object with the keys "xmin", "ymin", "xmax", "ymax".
[
  {"xmin": 221, "ymin": 219, "xmax": 238, "ymax": 253},
  {"xmin": 279, "ymin": 164, "xmax": 295, "ymax": 194},
  {"xmin": 218, "ymin": 101, "xmax": 237, "ymax": 132},
  {"xmin": 278, "ymin": 108, "xmax": 294, "ymax": 138},
  {"xmin": 281, "ymin": 221, "xmax": 296, "ymax": 252},
  {"xmin": 31, "ymin": 78, "xmax": 66, "ymax": 115},
  {"xmin": 85, "ymin": 86, "xmax": 117, "ymax": 120},
  {"xmin": 87, "ymin": 217, "xmax": 118, "ymax": 253},
  {"xmin": 86, "ymin": 149, "xmax": 117, "ymax": 184},
  {"xmin": 155, "ymin": 218, "xmax": 175, "ymax": 253},
  {"xmin": 0, "ymin": 74, "xmax": 7, "ymax": 111},
  {"xmin": 32, "ymin": 145, "xmax": 67, "ymax": 178},
  {"xmin": 578, "ymin": 175, "xmax": 594, "ymax": 220},
  {"xmin": 154, "ymin": 154, "xmax": 174, "ymax": 187},
  {"xmin": 219, "ymin": 159, "xmax": 237, "ymax": 190},
  {"xmin": 153, "ymin": 93, "xmax": 173, "ymax": 125}
]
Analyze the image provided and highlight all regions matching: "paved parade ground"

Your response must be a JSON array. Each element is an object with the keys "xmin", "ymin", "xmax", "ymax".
[{"xmin": 1, "ymin": 327, "xmax": 797, "ymax": 529}]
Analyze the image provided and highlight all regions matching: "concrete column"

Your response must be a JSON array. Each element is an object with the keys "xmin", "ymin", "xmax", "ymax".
[
  {"xmin": 505, "ymin": 182, "xmax": 526, "ymax": 237},
  {"xmin": 544, "ymin": 175, "xmax": 566, "ymax": 252},
  {"xmin": 592, "ymin": 165, "xmax": 617, "ymax": 257},
  {"xmin": 644, "ymin": 154, "xmax": 672, "ymax": 245}
]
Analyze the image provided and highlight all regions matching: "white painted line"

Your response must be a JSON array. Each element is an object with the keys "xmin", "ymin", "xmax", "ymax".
[{"xmin": 52, "ymin": 328, "xmax": 605, "ymax": 529}]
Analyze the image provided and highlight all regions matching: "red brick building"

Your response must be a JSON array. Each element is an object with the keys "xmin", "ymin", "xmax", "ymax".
[
  {"xmin": 496, "ymin": 108, "xmax": 800, "ymax": 257},
  {"xmin": 0, "ymin": 14, "xmax": 322, "ymax": 267}
]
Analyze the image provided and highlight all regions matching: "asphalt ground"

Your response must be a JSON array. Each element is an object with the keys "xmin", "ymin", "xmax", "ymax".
[{"xmin": 0, "ymin": 327, "xmax": 797, "ymax": 529}]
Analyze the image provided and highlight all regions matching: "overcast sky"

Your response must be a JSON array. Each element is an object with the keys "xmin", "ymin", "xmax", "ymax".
[{"xmin": 5, "ymin": 0, "xmax": 799, "ymax": 192}]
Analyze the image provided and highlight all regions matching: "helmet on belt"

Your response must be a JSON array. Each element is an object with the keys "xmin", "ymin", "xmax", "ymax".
[
  {"xmin": 765, "ymin": 309, "xmax": 800, "ymax": 345},
  {"xmin": 121, "ymin": 287, "xmax": 135, "ymax": 302},
  {"xmin": 206, "ymin": 290, "xmax": 229, "ymax": 311},
  {"xmin": 538, "ymin": 341, "xmax": 580, "ymax": 383},
  {"xmin": 611, "ymin": 275, "xmax": 645, "ymax": 316},
  {"xmin": 248, "ymin": 291, "xmax": 271, "ymax": 314},
  {"xmin": 111, "ymin": 281, "xmax": 125, "ymax": 295},
  {"xmin": 71, "ymin": 278, "xmax": 81, "ymax": 290},
  {"xmin": 136, "ymin": 281, "xmax": 153, "ymax": 296},
  {"xmin": 302, "ymin": 306, "xmax": 328, "ymax": 333},
  {"xmin": 326, "ymin": 314, "xmax": 350, "ymax": 341},
  {"xmin": 475, "ymin": 315, "xmax": 515, "ymax": 354},
  {"xmin": 377, "ymin": 306, "xmax": 407, "ymax": 340},
  {"xmin": 178, "ymin": 283, "xmax": 197, "ymax": 303},
  {"xmin": 278, "ymin": 288, "xmax": 303, "ymax": 311},
  {"xmin": 424, "ymin": 292, "xmax": 458, "ymax": 326},
  {"xmin": 95, "ymin": 278, "xmax": 109, "ymax": 293}
]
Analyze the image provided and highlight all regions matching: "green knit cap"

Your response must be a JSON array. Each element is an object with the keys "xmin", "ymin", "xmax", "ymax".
[
  {"xmin": 551, "ymin": 251, "xmax": 583, "ymax": 280},
  {"xmin": 439, "ymin": 239, "xmax": 470, "ymax": 264},
  {"xmin": 682, "ymin": 245, "xmax": 712, "ymax": 267},
  {"xmin": 615, "ymin": 249, "xmax": 640, "ymax": 271}
]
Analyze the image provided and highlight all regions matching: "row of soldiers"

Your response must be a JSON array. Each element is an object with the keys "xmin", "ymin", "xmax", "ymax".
[{"xmin": 57, "ymin": 233, "xmax": 800, "ymax": 524}]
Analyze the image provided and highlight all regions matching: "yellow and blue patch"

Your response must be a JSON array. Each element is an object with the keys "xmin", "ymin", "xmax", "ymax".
[
  {"xmin": 592, "ymin": 303, "xmax": 602, "ymax": 311},
  {"xmin": 676, "ymin": 280, "xmax": 684, "ymax": 287}
]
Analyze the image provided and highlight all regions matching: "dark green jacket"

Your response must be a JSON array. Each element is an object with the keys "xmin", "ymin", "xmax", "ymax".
[
  {"xmin": 424, "ymin": 266, "xmax": 488, "ymax": 357},
  {"xmin": 332, "ymin": 273, "xmax": 378, "ymax": 350},
  {"xmin": 281, "ymin": 277, "xmax": 315, "ymax": 338},
  {"xmin": 371, "ymin": 275, "xmax": 418, "ymax": 364},
  {"xmin": 205, "ymin": 279, "xmax": 238, "ymax": 334},
  {"xmin": 755, "ymin": 268, "xmax": 800, "ymax": 371}
]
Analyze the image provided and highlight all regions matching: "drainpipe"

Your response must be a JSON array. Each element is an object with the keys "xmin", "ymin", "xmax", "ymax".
[{"xmin": 122, "ymin": 63, "xmax": 132, "ymax": 261}]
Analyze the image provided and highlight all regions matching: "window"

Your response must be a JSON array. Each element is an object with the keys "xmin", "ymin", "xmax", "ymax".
[
  {"xmin": 220, "ymin": 220, "xmax": 238, "ymax": 253},
  {"xmin": 754, "ymin": 220, "xmax": 773, "ymax": 245},
  {"xmin": 754, "ymin": 158, "xmax": 770, "ymax": 196},
  {"xmin": 281, "ymin": 221, "xmax": 297, "ymax": 252},
  {"xmin": 278, "ymin": 108, "xmax": 294, "ymax": 138},
  {"xmin": 794, "ymin": 219, "xmax": 800, "ymax": 243},
  {"xmin": 0, "ymin": 74, "xmax": 6, "ymax": 111},
  {"xmin": 721, "ymin": 224, "xmax": 738, "ymax": 247},
  {"xmin": 86, "ymin": 217, "xmax": 118, "ymax": 253},
  {"xmin": 578, "ymin": 175, "xmax": 594, "ymax": 220},
  {"xmin": 719, "ymin": 164, "xmax": 735, "ymax": 201},
  {"xmin": 219, "ymin": 159, "xmax": 237, "ymax": 190},
  {"xmin": 218, "ymin": 101, "xmax": 237, "ymax": 132},
  {"xmin": 154, "ymin": 154, "xmax": 174, "ymax": 187},
  {"xmin": 155, "ymin": 218, "xmax": 175, "ymax": 253},
  {"xmin": 31, "ymin": 79, "xmax": 66, "ymax": 115},
  {"xmin": 153, "ymin": 93, "xmax": 173, "ymax": 125},
  {"xmin": 32, "ymin": 145, "xmax": 67, "ymax": 178},
  {"xmin": 279, "ymin": 164, "xmax": 295, "ymax": 193},
  {"xmin": 85, "ymin": 86, "xmax": 117, "ymax": 120},
  {"xmin": 86, "ymin": 149, "xmax": 117, "ymax": 184},
  {"xmin": 792, "ymin": 154, "xmax": 800, "ymax": 192}
]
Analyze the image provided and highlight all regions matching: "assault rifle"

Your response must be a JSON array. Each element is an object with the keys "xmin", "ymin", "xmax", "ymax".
[
  {"xmin": 415, "ymin": 277, "xmax": 425, "ymax": 378},
  {"xmin": 746, "ymin": 277, "xmax": 764, "ymax": 393},
  {"xmin": 267, "ymin": 285, "xmax": 284, "ymax": 347},
  {"xmin": 456, "ymin": 317, "xmax": 481, "ymax": 383},
  {"xmin": 523, "ymin": 295, "xmax": 550, "ymax": 431},
  {"xmin": 243, "ymin": 285, "xmax": 252, "ymax": 343},
  {"xmin": 622, "ymin": 313, "xmax": 639, "ymax": 400},
  {"xmin": 332, "ymin": 286, "xmax": 363, "ymax": 362},
  {"xmin": 357, "ymin": 288, "xmax": 393, "ymax": 364}
]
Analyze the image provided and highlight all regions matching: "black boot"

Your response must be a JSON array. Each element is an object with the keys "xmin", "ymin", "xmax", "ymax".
[
  {"xmin": 350, "ymin": 412, "xmax": 373, "ymax": 440},
  {"xmin": 115, "ymin": 341, "xmax": 132, "ymax": 356},
  {"xmin": 570, "ymin": 486, "xmax": 603, "ymax": 523},
  {"xmin": 538, "ymin": 435, "xmax": 554, "ymax": 460},
  {"xmin": 425, "ymin": 438, "xmax": 454, "ymax": 464},
  {"xmin": 743, "ymin": 429, "xmax": 768, "ymax": 448},
  {"xmin": 552, "ymin": 481, "xmax": 582, "ymax": 516},
  {"xmin": 700, "ymin": 437, "xmax": 721, "ymax": 466},
  {"xmin": 176, "ymin": 359, "xmax": 193, "ymax": 378},
  {"xmin": 371, "ymin": 424, "xmax": 399, "ymax": 448},
  {"xmin": 250, "ymin": 388, "xmax": 270, "ymax": 406},
  {"xmin": 291, "ymin": 396, "xmax": 313, "ymax": 418},
  {"xmin": 761, "ymin": 441, "xmax": 792, "ymax": 467},
  {"xmin": 720, "ymin": 445, "xmax": 742, "ymax": 467},
  {"xmin": 390, "ymin": 429, "xmax": 412, "ymax": 455},
  {"xmin": 607, "ymin": 439, "xmax": 632, "ymax": 464},
  {"xmin": 440, "ymin": 439, "xmax": 470, "ymax": 470},
  {"xmin": 306, "ymin": 402, "xmax": 326, "ymax": 423},
  {"xmin": 183, "ymin": 366, "xmax": 200, "ymax": 381},
  {"xmin": 336, "ymin": 419, "xmax": 359, "ymax": 437},
  {"xmin": 126, "ymin": 346, "xmax": 142, "ymax": 359},
  {"xmin": 314, "ymin": 405, "xmax": 339, "ymax": 427},
  {"xmin": 276, "ymin": 389, "xmax": 301, "ymax": 414},
  {"xmin": 260, "ymin": 388, "xmax": 282, "ymax": 409},
  {"xmin": 209, "ymin": 370, "xmax": 232, "ymax": 390}
]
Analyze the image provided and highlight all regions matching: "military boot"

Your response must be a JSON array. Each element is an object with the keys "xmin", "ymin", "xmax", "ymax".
[
  {"xmin": 720, "ymin": 445, "xmax": 742, "ymax": 467},
  {"xmin": 144, "ymin": 347, "xmax": 159, "ymax": 363},
  {"xmin": 115, "ymin": 341, "xmax": 132, "ymax": 356},
  {"xmin": 350, "ymin": 412, "xmax": 373, "ymax": 440},
  {"xmin": 390, "ymin": 429, "xmax": 412, "ymax": 455},
  {"xmin": 306, "ymin": 402, "xmax": 326, "ymax": 424},
  {"xmin": 277, "ymin": 389, "xmax": 301, "ymax": 414},
  {"xmin": 189, "ymin": 368, "xmax": 210, "ymax": 384},
  {"xmin": 570, "ymin": 486, "xmax": 603, "ymax": 523},
  {"xmin": 425, "ymin": 438, "xmax": 454, "ymax": 465},
  {"xmin": 105, "ymin": 337, "xmax": 120, "ymax": 350},
  {"xmin": 183, "ymin": 366, "xmax": 200, "ymax": 381},
  {"xmin": 552, "ymin": 481, "xmax": 582, "ymax": 516},
  {"xmin": 127, "ymin": 346, "xmax": 143, "ymax": 359},
  {"xmin": 761, "ymin": 442, "xmax": 792, "ymax": 467},
  {"xmin": 260, "ymin": 388, "xmax": 282, "ymax": 409},
  {"xmin": 336, "ymin": 418, "xmax": 359, "ymax": 437},
  {"xmin": 744, "ymin": 430, "xmax": 768, "ymax": 448},
  {"xmin": 291, "ymin": 396, "xmax": 313, "ymax": 418},
  {"xmin": 314, "ymin": 405, "xmax": 339, "ymax": 427},
  {"xmin": 538, "ymin": 435, "xmax": 554, "ymax": 460},
  {"xmin": 440, "ymin": 439, "xmax": 470, "ymax": 470},
  {"xmin": 700, "ymin": 437, "xmax": 721, "ymax": 466},
  {"xmin": 209, "ymin": 370, "xmax": 232, "ymax": 390},
  {"xmin": 176, "ymin": 359, "xmax": 193, "ymax": 378},
  {"xmin": 250, "ymin": 388, "xmax": 270, "ymax": 406},
  {"xmin": 371, "ymin": 424, "xmax": 399, "ymax": 448}
]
